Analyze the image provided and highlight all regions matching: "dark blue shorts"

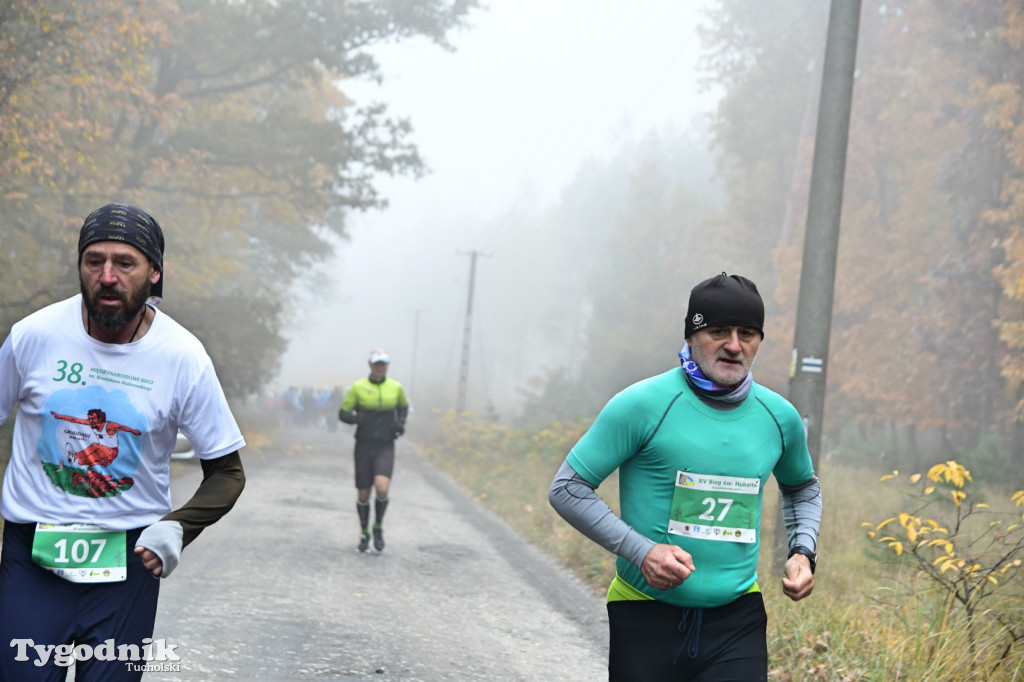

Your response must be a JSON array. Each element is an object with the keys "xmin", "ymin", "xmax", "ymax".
[
  {"xmin": 607, "ymin": 592, "xmax": 768, "ymax": 682},
  {"xmin": 0, "ymin": 521, "xmax": 161, "ymax": 682}
]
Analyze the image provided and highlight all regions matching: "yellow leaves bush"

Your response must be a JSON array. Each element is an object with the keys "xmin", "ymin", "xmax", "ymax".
[
  {"xmin": 862, "ymin": 459, "xmax": 1024, "ymax": 658},
  {"xmin": 864, "ymin": 461, "xmax": 1021, "ymax": 578},
  {"xmin": 927, "ymin": 460, "xmax": 972, "ymax": 488}
]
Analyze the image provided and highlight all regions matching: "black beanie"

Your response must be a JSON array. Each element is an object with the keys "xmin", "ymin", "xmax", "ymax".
[
  {"xmin": 78, "ymin": 203, "xmax": 165, "ymax": 299},
  {"xmin": 684, "ymin": 273, "xmax": 764, "ymax": 338}
]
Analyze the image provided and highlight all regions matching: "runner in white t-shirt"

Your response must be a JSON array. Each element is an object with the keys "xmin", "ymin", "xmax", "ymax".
[{"xmin": 0, "ymin": 203, "xmax": 247, "ymax": 682}]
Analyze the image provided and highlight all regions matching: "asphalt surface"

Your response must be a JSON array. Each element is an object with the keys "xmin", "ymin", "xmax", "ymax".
[{"xmin": 146, "ymin": 422, "xmax": 608, "ymax": 681}]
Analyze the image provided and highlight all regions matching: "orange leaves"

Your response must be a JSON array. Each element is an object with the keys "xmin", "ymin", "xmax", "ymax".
[
  {"xmin": 977, "ymin": 81, "xmax": 1022, "ymax": 132},
  {"xmin": 0, "ymin": 1, "xmax": 150, "ymax": 197},
  {"xmin": 986, "ymin": 3, "xmax": 1024, "ymax": 414}
]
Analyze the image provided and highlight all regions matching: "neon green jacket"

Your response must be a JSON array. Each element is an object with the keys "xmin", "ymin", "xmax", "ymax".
[{"xmin": 339, "ymin": 377, "xmax": 409, "ymax": 441}]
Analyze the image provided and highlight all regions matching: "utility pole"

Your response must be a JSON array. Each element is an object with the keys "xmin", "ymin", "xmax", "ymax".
[
  {"xmin": 456, "ymin": 250, "xmax": 490, "ymax": 412},
  {"xmin": 775, "ymin": 0, "xmax": 861, "ymax": 572},
  {"xmin": 789, "ymin": 0, "xmax": 861, "ymax": 469},
  {"xmin": 410, "ymin": 309, "xmax": 420, "ymax": 396}
]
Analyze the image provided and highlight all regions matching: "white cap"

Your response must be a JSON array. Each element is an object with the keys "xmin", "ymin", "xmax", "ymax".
[{"xmin": 368, "ymin": 349, "xmax": 390, "ymax": 364}]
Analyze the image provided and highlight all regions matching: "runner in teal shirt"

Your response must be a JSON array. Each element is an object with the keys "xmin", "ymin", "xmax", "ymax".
[
  {"xmin": 550, "ymin": 273, "xmax": 821, "ymax": 681},
  {"xmin": 566, "ymin": 368, "xmax": 814, "ymax": 609}
]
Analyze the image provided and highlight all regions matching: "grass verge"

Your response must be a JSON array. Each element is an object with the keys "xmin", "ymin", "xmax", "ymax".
[{"xmin": 421, "ymin": 410, "xmax": 1024, "ymax": 681}]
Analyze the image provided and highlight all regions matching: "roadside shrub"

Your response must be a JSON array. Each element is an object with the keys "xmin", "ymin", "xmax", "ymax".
[{"xmin": 862, "ymin": 461, "xmax": 1024, "ymax": 678}]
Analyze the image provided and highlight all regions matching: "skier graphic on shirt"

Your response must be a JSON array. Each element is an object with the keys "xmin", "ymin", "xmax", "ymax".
[{"xmin": 50, "ymin": 408, "xmax": 141, "ymax": 470}]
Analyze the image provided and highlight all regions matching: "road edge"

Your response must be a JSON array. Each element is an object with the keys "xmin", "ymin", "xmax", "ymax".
[{"xmin": 401, "ymin": 439, "xmax": 610, "ymax": 655}]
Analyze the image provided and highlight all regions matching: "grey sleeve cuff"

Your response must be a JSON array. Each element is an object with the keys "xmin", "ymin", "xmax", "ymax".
[
  {"xmin": 548, "ymin": 459, "xmax": 655, "ymax": 569},
  {"xmin": 135, "ymin": 520, "xmax": 184, "ymax": 579},
  {"xmin": 779, "ymin": 475, "xmax": 823, "ymax": 551}
]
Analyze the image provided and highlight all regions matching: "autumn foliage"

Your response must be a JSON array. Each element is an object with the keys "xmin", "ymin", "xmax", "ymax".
[
  {"xmin": 0, "ymin": 0, "xmax": 477, "ymax": 396},
  {"xmin": 863, "ymin": 461, "xmax": 1024, "ymax": 676},
  {"xmin": 685, "ymin": 0, "xmax": 1024, "ymax": 470}
]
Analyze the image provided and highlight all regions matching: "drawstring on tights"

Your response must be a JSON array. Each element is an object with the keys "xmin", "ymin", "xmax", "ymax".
[{"xmin": 672, "ymin": 607, "xmax": 703, "ymax": 665}]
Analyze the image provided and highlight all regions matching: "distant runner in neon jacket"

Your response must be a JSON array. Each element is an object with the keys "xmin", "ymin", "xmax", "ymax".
[{"xmin": 339, "ymin": 348, "xmax": 409, "ymax": 552}]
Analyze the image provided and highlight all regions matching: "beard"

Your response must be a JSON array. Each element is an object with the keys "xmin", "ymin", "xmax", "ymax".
[{"xmin": 81, "ymin": 279, "xmax": 150, "ymax": 331}]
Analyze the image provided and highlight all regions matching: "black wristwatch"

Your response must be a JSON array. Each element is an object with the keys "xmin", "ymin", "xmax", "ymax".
[{"xmin": 788, "ymin": 545, "xmax": 817, "ymax": 574}]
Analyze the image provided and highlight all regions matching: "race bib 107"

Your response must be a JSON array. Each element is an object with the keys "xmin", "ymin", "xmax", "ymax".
[{"xmin": 31, "ymin": 523, "xmax": 127, "ymax": 583}]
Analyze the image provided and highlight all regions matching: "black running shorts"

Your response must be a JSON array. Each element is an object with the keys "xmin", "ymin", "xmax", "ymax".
[
  {"xmin": 353, "ymin": 439, "xmax": 395, "ymax": 489},
  {"xmin": 607, "ymin": 591, "xmax": 768, "ymax": 681}
]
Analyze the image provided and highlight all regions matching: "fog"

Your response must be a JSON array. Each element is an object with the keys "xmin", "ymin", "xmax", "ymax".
[
  {"xmin": 275, "ymin": 0, "xmax": 720, "ymax": 415},
  {"xmin": 4, "ymin": 0, "xmax": 1021, "ymax": 481}
]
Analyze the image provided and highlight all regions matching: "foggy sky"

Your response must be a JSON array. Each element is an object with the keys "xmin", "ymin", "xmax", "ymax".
[{"xmin": 275, "ymin": 0, "xmax": 719, "ymax": 415}]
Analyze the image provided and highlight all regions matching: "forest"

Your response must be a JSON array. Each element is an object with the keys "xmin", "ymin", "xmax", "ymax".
[
  {"xmin": 4, "ymin": 1, "xmax": 1024, "ymax": 677},
  {"xmin": 0, "ymin": 0, "xmax": 478, "ymax": 397},
  {"xmin": 498, "ymin": 0, "xmax": 1024, "ymax": 482},
  {"xmin": 3, "ymin": 0, "xmax": 1024, "ymax": 480}
]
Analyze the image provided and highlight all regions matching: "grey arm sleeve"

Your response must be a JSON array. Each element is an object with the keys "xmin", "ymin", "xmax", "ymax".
[
  {"xmin": 779, "ymin": 475, "xmax": 822, "ymax": 551},
  {"xmin": 548, "ymin": 459, "xmax": 655, "ymax": 569},
  {"xmin": 135, "ymin": 520, "xmax": 183, "ymax": 579}
]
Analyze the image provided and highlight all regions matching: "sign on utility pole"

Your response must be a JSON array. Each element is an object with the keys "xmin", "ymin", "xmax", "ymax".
[{"xmin": 789, "ymin": 0, "xmax": 862, "ymax": 469}]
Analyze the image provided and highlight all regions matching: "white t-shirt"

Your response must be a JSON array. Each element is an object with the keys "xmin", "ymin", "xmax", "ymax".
[{"xmin": 0, "ymin": 295, "xmax": 245, "ymax": 529}]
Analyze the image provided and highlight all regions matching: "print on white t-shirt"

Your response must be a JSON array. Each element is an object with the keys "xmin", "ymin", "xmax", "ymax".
[{"xmin": 43, "ymin": 385, "xmax": 148, "ymax": 499}]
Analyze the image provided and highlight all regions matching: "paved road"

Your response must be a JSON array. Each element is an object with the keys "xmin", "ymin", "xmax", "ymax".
[{"xmin": 147, "ymin": 423, "xmax": 608, "ymax": 681}]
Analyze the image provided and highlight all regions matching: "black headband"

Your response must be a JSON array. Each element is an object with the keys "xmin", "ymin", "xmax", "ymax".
[{"xmin": 78, "ymin": 203, "xmax": 165, "ymax": 299}]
